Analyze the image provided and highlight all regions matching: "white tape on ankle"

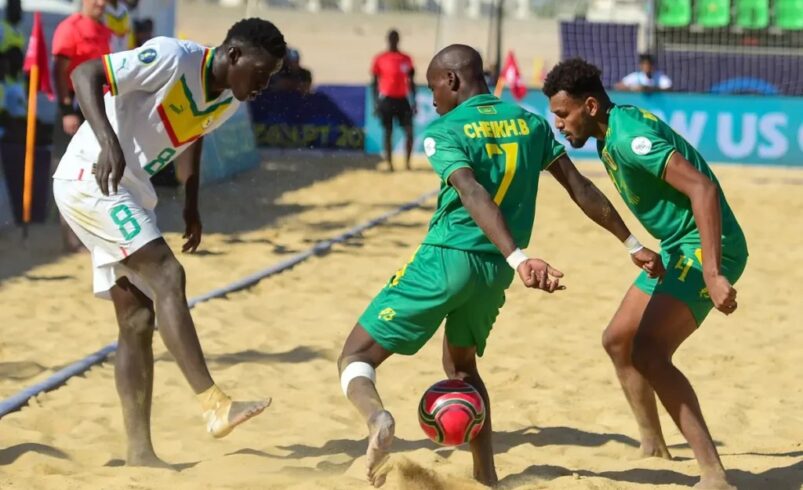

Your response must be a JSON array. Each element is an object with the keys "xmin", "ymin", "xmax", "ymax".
[{"xmin": 340, "ymin": 362, "xmax": 376, "ymax": 396}]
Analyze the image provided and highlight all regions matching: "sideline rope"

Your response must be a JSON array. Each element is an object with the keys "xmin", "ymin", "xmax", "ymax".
[{"xmin": 0, "ymin": 189, "xmax": 438, "ymax": 418}]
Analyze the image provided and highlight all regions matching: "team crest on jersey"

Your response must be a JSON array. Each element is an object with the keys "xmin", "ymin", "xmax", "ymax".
[
  {"xmin": 424, "ymin": 137, "xmax": 436, "ymax": 157},
  {"xmin": 631, "ymin": 136, "xmax": 652, "ymax": 155},
  {"xmin": 138, "ymin": 48, "xmax": 157, "ymax": 65}
]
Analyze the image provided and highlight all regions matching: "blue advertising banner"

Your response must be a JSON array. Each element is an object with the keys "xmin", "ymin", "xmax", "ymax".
[
  {"xmin": 249, "ymin": 86, "xmax": 365, "ymax": 151},
  {"xmin": 365, "ymin": 89, "xmax": 803, "ymax": 167}
]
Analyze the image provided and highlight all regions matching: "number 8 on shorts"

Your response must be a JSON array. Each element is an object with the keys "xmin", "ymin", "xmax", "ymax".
[{"xmin": 110, "ymin": 204, "xmax": 142, "ymax": 240}]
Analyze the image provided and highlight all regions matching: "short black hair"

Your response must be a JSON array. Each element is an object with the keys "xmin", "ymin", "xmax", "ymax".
[
  {"xmin": 542, "ymin": 57, "xmax": 607, "ymax": 100},
  {"xmin": 224, "ymin": 18, "xmax": 287, "ymax": 59},
  {"xmin": 639, "ymin": 53, "xmax": 655, "ymax": 64}
]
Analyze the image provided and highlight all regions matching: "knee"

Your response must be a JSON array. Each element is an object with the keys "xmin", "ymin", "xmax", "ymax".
[
  {"xmin": 630, "ymin": 332, "xmax": 670, "ymax": 377},
  {"xmin": 153, "ymin": 255, "xmax": 185, "ymax": 294},
  {"xmin": 117, "ymin": 306, "xmax": 155, "ymax": 337},
  {"xmin": 337, "ymin": 352, "xmax": 371, "ymax": 376},
  {"xmin": 601, "ymin": 325, "xmax": 630, "ymax": 362}
]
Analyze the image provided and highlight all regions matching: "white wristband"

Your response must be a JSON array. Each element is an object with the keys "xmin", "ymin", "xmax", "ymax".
[
  {"xmin": 506, "ymin": 248, "xmax": 529, "ymax": 270},
  {"xmin": 624, "ymin": 234, "xmax": 644, "ymax": 255}
]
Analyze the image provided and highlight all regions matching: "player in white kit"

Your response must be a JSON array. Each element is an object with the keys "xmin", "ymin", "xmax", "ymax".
[{"xmin": 52, "ymin": 18, "xmax": 286, "ymax": 467}]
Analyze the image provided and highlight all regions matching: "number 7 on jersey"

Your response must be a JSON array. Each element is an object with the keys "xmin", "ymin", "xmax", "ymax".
[{"xmin": 485, "ymin": 142, "xmax": 519, "ymax": 205}]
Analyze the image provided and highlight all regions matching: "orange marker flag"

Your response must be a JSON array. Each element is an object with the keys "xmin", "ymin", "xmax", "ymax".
[{"xmin": 20, "ymin": 12, "xmax": 53, "ymax": 229}]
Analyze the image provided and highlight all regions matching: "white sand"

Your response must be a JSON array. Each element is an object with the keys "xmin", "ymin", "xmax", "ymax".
[{"xmin": 0, "ymin": 154, "xmax": 800, "ymax": 489}]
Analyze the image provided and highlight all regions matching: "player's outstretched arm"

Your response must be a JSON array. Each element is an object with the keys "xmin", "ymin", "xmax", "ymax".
[
  {"xmin": 72, "ymin": 59, "xmax": 126, "ymax": 196},
  {"xmin": 663, "ymin": 152, "xmax": 736, "ymax": 314},
  {"xmin": 548, "ymin": 155, "xmax": 665, "ymax": 279},
  {"xmin": 449, "ymin": 168, "xmax": 564, "ymax": 292}
]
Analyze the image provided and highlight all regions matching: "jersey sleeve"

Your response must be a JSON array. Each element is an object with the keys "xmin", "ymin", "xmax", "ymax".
[
  {"xmin": 541, "ymin": 127, "xmax": 566, "ymax": 170},
  {"xmin": 51, "ymin": 21, "xmax": 76, "ymax": 58},
  {"xmin": 423, "ymin": 126, "xmax": 472, "ymax": 184},
  {"xmin": 615, "ymin": 126, "xmax": 676, "ymax": 179},
  {"xmin": 102, "ymin": 39, "xmax": 179, "ymax": 96},
  {"xmin": 531, "ymin": 115, "xmax": 566, "ymax": 170}
]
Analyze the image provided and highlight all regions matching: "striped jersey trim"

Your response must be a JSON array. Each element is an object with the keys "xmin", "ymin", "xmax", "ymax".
[
  {"xmin": 201, "ymin": 48, "xmax": 215, "ymax": 103},
  {"xmin": 103, "ymin": 55, "xmax": 119, "ymax": 96}
]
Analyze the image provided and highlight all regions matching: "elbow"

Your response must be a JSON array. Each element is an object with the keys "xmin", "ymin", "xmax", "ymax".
[
  {"xmin": 69, "ymin": 63, "xmax": 86, "ymax": 90},
  {"xmin": 690, "ymin": 178, "xmax": 718, "ymax": 204},
  {"xmin": 71, "ymin": 60, "xmax": 105, "ymax": 92}
]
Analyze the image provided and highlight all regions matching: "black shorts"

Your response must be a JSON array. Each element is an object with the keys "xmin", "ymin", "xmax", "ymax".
[{"xmin": 377, "ymin": 96, "xmax": 413, "ymax": 128}]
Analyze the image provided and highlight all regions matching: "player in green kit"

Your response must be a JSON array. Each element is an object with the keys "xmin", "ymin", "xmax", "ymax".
[
  {"xmin": 544, "ymin": 59, "xmax": 748, "ymax": 490},
  {"xmin": 337, "ymin": 45, "xmax": 665, "ymax": 487}
]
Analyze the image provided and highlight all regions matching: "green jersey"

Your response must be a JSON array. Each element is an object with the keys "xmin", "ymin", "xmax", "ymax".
[
  {"xmin": 422, "ymin": 94, "xmax": 566, "ymax": 254},
  {"xmin": 598, "ymin": 104, "xmax": 744, "ymax": 250}
]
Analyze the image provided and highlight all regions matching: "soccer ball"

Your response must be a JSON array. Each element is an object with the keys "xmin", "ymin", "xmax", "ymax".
[{"xmin": 418, "ymin": 379, "xmax": 486, "ymax": 446}]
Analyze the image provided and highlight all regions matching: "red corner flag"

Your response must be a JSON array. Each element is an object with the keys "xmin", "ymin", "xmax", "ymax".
[
  {"xmin": 20, "ymin": 11, "xmax": 53, "ymax": 230},
  {"xmin": 495, "ymin": 51, "xmax": 527, "ymax": 101},
  {"xmin": 23, "ymin": 12, "xmax": 53, "ymax": 98}
]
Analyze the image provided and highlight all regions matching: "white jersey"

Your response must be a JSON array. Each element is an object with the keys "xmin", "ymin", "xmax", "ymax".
[
  {"xmin": 53, "ymin": 37, "xmax": 240, "ymax": 210},
  {"xmin": 104, "ymin": 1, "xmax": 132, "ymax": 53},
  {"xmin": 620, "ymin": 70, "xmax": 672, "ymax": 90}
]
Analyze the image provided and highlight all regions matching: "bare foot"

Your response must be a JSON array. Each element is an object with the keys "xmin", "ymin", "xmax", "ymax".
[
  {"xmin": 204, "ymin": 398, "xmax": 271, "ymax": 439},
  {"xmin": 693, "ymin": 476, "xmax": 736, "ymax": 489},
  {"xmin": 127, "ymin": 451, "xmax": 174, "ymax": 470},
  {"xmin": 640, "ymin": 442, "xmax": 672, "ymax": 460},
  {"xmin": 366, "ymin": 410, "xmax": 395, "ymax": 488}
]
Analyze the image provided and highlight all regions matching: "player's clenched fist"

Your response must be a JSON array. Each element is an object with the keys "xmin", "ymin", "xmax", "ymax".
[{"xmin": 706, "ymin": 274, "xmax": 738, "ymax": 315}]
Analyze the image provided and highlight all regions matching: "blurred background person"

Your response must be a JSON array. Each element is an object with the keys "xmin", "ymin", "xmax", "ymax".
[
  {"xmin": 371, "ymin": 29, "xmax": 415, "ymax": 172},
  {"xmin": 132, "ymin": 17, "xmax": 154, "ymax": 48},
  {"xmin": 615, "ymin": 53, "xmax": 672, "ymax": 93},
  {"xmin": 104, "ymin": 0, "xmax": 133, "ymax": 52},
  {"xmin": 269, "ymin": 47, "xmax": 312, "ymax": 95},
  {"xmin": 51, "ymin": 0, "xmax": 111, "ymax": 253}
]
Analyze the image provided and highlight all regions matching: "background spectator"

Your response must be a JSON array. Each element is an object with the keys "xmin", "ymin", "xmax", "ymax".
[
  {"xmin": 51, "ymin": 0, "xmax": 111, "ymax": 252},
  {"xmin": 104, "ymin": 0, "xmax": 133, "ymax": 52},
  {"xmin": 132, "ymin": 17, "xmax": 154, "ymax": 48},
  {"xmin": 371, "ymin": 29, "xmax": 415, "ymax": 171},
  {"xmin": 615, "ymin": 53, "xmax": 672, "ymax": 92},
  {"xmin": 269, "ymin": 47, "xmax": 312, "ymax": 96}
]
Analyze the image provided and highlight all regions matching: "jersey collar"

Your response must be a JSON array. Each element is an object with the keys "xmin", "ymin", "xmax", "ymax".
[
  {"xmin": 464, "ymin": 93, "xmax": 497, "ymax": 106},
  {"xmin": 202, "ymin": 47, "xmax": 218, "ymax": 104}
]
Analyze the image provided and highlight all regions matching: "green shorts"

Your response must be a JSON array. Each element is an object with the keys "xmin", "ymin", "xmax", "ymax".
[
  {"xmin": 359, "ymin": 244, "xmax": 514, "ymax": 357},
  {"xmin": 634, "ymin": 239, "xmax": 748, "ymax": 325}
]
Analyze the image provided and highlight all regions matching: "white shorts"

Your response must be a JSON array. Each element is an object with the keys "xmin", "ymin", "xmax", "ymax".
[{"xmin": 53, "ymin": 178, "xmax": 161, "ymax": 300}]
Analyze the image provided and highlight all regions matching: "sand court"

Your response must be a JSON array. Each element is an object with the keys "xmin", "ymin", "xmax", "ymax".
[{"xmin": 0, "ymin": 154, "xmax": 800, "ymax": 489}]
